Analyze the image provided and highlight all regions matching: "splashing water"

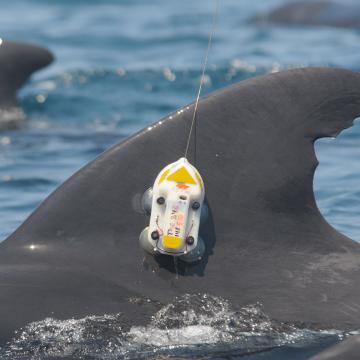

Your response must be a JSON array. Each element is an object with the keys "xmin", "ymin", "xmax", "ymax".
[{"xmin": 0, "ymin": 294, "xmax": 350, "ymax": 359}]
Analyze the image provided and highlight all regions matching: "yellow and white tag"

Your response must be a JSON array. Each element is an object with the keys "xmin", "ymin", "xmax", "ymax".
[{"xmin": 140, "ymin": 157, "xmax": 205, "ymax": 262}]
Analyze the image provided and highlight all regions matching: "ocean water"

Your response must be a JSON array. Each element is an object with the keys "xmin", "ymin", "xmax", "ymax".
[{"xmin": 1, "ymin": 0, "xmax": 360, "ymax": 358}]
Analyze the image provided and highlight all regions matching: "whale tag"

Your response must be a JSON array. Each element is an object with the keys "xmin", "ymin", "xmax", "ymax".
[{"xmin": 140, "ymin": 157, "xmax": 205, "ymax": 262}]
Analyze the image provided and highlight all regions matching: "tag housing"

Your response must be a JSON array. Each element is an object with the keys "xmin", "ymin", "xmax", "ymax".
[{"xmin": 140, "ymin": 157, "xmax": 205, "ymax": 262}]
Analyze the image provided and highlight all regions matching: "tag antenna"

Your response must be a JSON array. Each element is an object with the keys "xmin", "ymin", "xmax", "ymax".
[{"xmin": 184, "ymin": 0, "xmax": 220, "ymax": 160}]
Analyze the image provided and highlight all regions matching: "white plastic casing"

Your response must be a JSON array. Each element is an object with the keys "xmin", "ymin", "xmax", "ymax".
[{"xmin": 147, "ymin": 157, "xmax": 205, "ymax": 256}]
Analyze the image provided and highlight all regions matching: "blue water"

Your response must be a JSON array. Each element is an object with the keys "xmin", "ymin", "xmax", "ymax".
[{"xmin": 1, "ymin": 0, "xmax": 360, "ymax": 358}]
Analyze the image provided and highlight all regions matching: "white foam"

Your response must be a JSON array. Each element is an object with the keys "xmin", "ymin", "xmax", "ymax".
[
  {"xmin": 129, "ymin": 325, "xmax": 220, "ymax": 346},
  {"xmin": 0, "ymin": 294, "xmax": 351, "ymax": 360}
]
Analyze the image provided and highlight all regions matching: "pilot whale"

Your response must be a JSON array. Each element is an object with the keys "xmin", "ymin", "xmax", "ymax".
[
  {"xmin": 310, "ymin": 335, "xmax": 360, "ymax": 359},
  {"xmin": 1, "ymin": 67, "xmax": 360, "ymax": 345},
  {"xmin": 0, "ymin": 39, "xmax": 53, "ymax": 129},
  {"xmin": 253, "ymin": 1, "xmax": 360, "ymax": 29}
]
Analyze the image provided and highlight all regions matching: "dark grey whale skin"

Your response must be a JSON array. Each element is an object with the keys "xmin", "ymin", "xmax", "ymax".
[
  {"xmin": 253, "ymin": 1, "xmax": 360, "ymax": 29},
  {"xmin": 1, "ymin": 67, "xmax": 360, "ymax": 345},
  {"xmin": 310, "ymin": 336, "xmax": 360, "ymax": 360},
  {"xmin": 0, "ymin": 39, "xmax": 54, "ymax": 107}
]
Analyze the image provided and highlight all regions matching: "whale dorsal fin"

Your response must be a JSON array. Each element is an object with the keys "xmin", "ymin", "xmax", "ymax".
[{"xmin": 1, "ymin": 68, "xmax": 360, "ymax": 340}]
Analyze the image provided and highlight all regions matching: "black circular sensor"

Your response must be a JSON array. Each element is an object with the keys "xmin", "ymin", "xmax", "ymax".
[
  {"xmin": 151, "ymin": 230, "xmax": 159, "ymax": 240},
  {"xmin": 192, "ymin": 202, "xmax": 200, "ymax": 210},
  {"xmin": 157, "ymin": 197, "xmax": 165, "ymax": 205},
  {"xmin": 186, "ymin": 236, "xmax": 195, "ymax": 245}
]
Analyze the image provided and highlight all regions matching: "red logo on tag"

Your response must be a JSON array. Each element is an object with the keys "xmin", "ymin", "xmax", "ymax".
[{"xmin": 176, "ymin": 183, "xmax": 189, "ymax": 189}]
